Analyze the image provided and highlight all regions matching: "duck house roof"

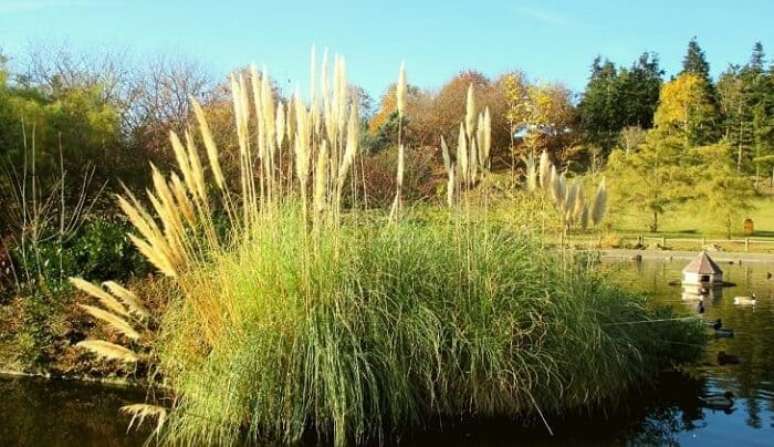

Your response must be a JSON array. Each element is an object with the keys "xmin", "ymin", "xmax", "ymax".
[{"xmin": 683, "ymin": 251, "xmax": 723, "ymax": 275}]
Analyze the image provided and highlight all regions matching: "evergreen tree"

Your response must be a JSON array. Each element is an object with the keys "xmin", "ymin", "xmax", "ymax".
[
  {"xmin": 677, "ymin": 37, "xmax": 722, "ymax": 141},
  {"xmin": 620, "ymin": 52, "xmax": 663, "ymax": 129},
  {"xmin": 578, "ymin": 57, "xmax": 620, "ymax": 150},
  {"xmin": 719, "ymin": 43, "xmax": 774, "ymax": 176},
  {"xmin": 578, "ymin": 53, "xmax": 662, "ymax": 151},
  {"xmin": 749, "ymin": 41, "xmax": 765, "ymax": 72},
  {"xmin": 681, "ymin": 37, "xmax": 712, "ymax": 80}
]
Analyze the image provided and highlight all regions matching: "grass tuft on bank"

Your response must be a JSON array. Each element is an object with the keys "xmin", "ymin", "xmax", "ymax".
[{"xmin": 153, "ymin": 207, "xmax": 703, "ymax": 446}]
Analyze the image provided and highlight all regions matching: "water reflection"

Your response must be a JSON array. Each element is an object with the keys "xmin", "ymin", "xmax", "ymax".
[
  {"xmin": 0, "ymin": 259, "xmax": 772, "ymax": 446},
  {"xmin": 0, "ymin": 375, "xmax": 148, "ymax": 447},
  {"xmin": 606, "ymin": 257, "xmax": 774, "ymax": 445}
]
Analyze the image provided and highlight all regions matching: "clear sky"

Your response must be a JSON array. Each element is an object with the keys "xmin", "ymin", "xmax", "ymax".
[{"xmin": 1, "ymin": 0, "xmax": 772, "ymax": 99}]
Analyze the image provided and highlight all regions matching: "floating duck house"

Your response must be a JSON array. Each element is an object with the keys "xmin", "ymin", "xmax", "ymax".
[{"xmin": 682, "ymin": 251, "xmax": 723, "ymax": 286}]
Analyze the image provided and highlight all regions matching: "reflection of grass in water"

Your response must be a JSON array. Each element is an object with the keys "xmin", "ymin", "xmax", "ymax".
[{"xmin": 0, "ymin": 376, "xmax": 148, "ymax": 446}]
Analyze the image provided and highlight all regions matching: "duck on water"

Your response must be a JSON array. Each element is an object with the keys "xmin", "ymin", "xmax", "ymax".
[{"xmin": 733, "ymin": 293, "xmax": 757, "ymax": 306}]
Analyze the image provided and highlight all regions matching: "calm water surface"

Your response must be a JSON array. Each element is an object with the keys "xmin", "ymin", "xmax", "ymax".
[{"xmin": 1, "ymin": 258, "xmax": 772, "ymax": 446}]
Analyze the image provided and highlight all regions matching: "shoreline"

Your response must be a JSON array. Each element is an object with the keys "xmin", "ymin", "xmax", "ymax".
[
  {"xmin": 0, "ymin": 368, "xmax": 147, "ymax": 389},
  {"xmin": 598, "ymin": 248, "xmax": 774, "ymax": 263}
]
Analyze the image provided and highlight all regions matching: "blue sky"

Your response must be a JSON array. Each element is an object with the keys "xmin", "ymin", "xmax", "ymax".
[{"xmin": 0, "ymin": 0, "xmax": 772, "ymax": 99}]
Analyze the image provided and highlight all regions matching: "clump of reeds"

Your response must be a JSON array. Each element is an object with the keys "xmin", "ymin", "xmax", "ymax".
[
  {"xmin": 70, "ymin": 50, "xmax": 702, "ymax": 447},
  {"xmin": 524, "ymin": 151, "xmax": 607, "ymax": 231},
  {"xmin": 437, "ymin": 84, "xmax": 492, "ymax": 208}
]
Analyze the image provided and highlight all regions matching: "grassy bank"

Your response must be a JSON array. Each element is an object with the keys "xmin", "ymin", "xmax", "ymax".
[{"xmin": 609, "ymin": 196, "xmax": 774, "ymax": 240}]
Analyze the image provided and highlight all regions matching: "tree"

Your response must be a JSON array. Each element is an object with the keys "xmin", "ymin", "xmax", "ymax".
[
  {"xmin": 717, "ymin": 65, "xmax": 751, "ymax": 169},
  {"xmin": 654, "ymin": 73, "xmax": 719, "ymax": 146},
  {"xmin": 578, "ymin": 57, "xmax": 620, "ymax": 149},
  {"xmin": 690, "ymin": 141, "xmax": 755, "ymax": 238},
  {"xmin": 681, "ymin": 37, "xmax": 712, "ymax": 80},
  {"xmin": 717, "ymin": 43, "xmax": 774, "ymax": 176},
  {"xmin": 368, "ymin": 82, "xmax": 432, "ymax": 150},
  {"xmin": 606, "ymin": 130, "xmax": 693, "ymax": 232},
  {"xmin": 524, "ymin": 82, "xmax": 577, "ymax": 161},
  {"xmin": 679, "ymin": 37, "xmax": 721, "ymax": 136},
  {"xmin": 619, "ymin": 125, "xmax": 647, "ymax": 155},
  {"xmin": 578, "ymin": 53, "xmax": 662, "ymax": 151},
  {"xmin": 619, "ymin": 53, "xmax": 663, "ymax": 129},
  {"xmin": 501, "ymin": 70, "xmax": 529, "ymax": 152}
]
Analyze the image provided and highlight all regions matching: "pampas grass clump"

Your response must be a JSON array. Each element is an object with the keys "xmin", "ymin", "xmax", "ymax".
[{"xmin": 70, "ymin": 50, "xmax": 703, "ymax": 446}]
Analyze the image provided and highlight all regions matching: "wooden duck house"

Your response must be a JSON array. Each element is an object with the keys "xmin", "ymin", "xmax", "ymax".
[{"xmin": 682, "ymin": 251, "xmax": 723, "ymax": 286}]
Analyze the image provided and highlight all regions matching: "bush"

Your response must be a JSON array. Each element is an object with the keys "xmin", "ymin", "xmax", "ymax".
[
  {"xmin": 353, "ymin": 145, "xmax": 437, "ymax": 209},
  {"xmin": 9, "ymin": 218, "xmax": 149, "ymax": 295}
]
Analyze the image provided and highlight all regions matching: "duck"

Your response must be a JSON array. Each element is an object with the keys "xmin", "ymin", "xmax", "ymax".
[
  {"xmin": 717, "ymin": 351, "xmax": 741, "ymax": 365},
  {"xmin": 699, "ymin": 391, "xmax": 735, "ymax": 410},
  {"xmin": 734, "ymin": 293, "xmax": 757, "ymax": 306},
  {"xmin": 705, "ymin": 319, "xmax": 735, "ymax": 336}
]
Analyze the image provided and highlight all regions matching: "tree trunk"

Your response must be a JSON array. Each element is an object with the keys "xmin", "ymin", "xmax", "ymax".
[{"xmin": 737, "ymin": 103, "xmax": 744, "ymax": 172}]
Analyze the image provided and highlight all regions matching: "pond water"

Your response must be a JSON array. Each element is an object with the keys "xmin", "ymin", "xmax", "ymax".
[{"xmin": 1, "ymin": 257, "xmax": 772, "ymax": 446}]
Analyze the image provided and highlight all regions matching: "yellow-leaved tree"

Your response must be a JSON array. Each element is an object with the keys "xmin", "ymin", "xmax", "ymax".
[{"xmin": 653, "ymin": 73, "xmax": 719, "ymax": 146}]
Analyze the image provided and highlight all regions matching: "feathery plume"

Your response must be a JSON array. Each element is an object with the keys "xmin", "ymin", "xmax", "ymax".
[
  {"xmin": 276, "ymin": 101, "xmax": 286, "ymax": 148},
  {"xmin": 78, "ymin": 304, "xmax": 140, "ymax": 340},
  {"xmin": 457, "ymin": 123, "xmax": 468, "ymax": 182},
  {"xmin": 539, "ymin": 151, "xmax": 551, "ymax": 188},
  {"xmin": 440, "ymin": 136, "xmax": 451, "ymax": 173},
  {"xmin": 574, "ymin": 186, "xmax": 586, "ymax": 220},
  {"xmin": 314, "ymin": 140, "xmax": 328, "ymax": 215},
  {"xmin": 523, "ymin": 153, "xmax": 537, "ymax": 191},
  {"xmin": 338, "ymin": 103, "xmax": 358, "ymax": 188},
  {"xmin": 76, "ymin": 340, "xmax": 139, "ymax": 363},
  {"xmin": 69, "ymin": 277, "xmax": 129, "ymax": 318},
  {"xmin": 122, "ymin": 404, "xmax": 167, "ymax": 434},
  {"xmin": 482, "ymin": 107, "xmax": 491, "ymax": 167},
  {"xmin": 564, "ymin": 182, "xmax": 578, "ymax": 218},
  {"xmin": 191, "ymin": 99, "xmax": 225, "ymax": 190},
  {"xmin": 580, "ymin": 205, "xmax": 590, "ymax": 230},
  {"xmin": 465, "ymin": 84, "xmax": 476, "ymax": 138},
  {"xmin": 103, "ymin": 281, "xmax": 149, "ymax": 320},
  {"xmin": 396, "ymin": 62, "xmax": 406, "ymax": 118},
  {"xmin": 591, "ymin": 178, "xmax": 608, "ymax": 226}
]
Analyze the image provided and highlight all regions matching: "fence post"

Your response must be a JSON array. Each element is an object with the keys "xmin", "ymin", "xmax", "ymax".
[
  {"xmin": 701, "ymin": 237, "xmax": 705, "ymax": 249},
  {"xmin": 745, "ymin": 238, "xmax": 750, "ymax": 252},
  {"xmin": 662, "ymin": 237, "xmax": 666, "ymax": 247}
]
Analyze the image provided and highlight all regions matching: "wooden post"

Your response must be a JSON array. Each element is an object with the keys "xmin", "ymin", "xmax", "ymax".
[
  {"xmin": 745, "ymin": 238, "xmax": 750, "ymax": 252},
  {"xmin": 662, "ymin": 237, "xmax": 666, "ymax": 247}
]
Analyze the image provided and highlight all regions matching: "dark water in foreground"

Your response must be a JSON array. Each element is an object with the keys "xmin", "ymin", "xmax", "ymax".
[{"xmin": 1, "ymin": 258, "xmax": 772, "ymax": 446}]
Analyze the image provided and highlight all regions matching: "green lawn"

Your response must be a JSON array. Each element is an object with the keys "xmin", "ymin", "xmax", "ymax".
[{"xmin": 609, "ymin": 196, "xmax": 774, "ymax": 239}]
